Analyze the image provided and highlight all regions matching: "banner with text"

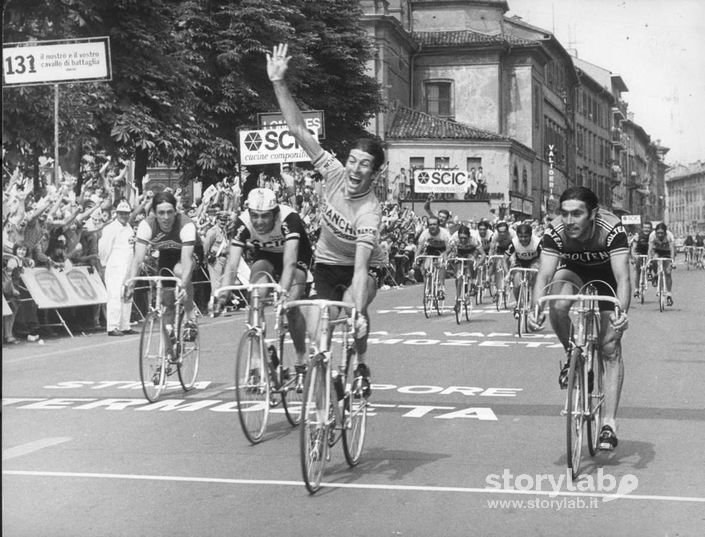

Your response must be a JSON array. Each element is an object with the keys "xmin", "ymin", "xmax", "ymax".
[
  {"xmin": 621, "ymin": 214, "xmax": 642, "ymax": 226},
  {"xmin": 413, "ymin": 169, "xmax": 472, "ymax": 194},
  {"xmin": 20, "ymin": 266, "xmax": 108, "ymax": 309},
  {"xmin": 3, "ymin": 37, "xmax": 111, "ymax": 87},
  {"xmin": 258, "ymin": 110, "xmax": 325, "ymax": 139},
  {"xmin": 239, "ymin": 126, "xmax": 319, "ymax": 165}
]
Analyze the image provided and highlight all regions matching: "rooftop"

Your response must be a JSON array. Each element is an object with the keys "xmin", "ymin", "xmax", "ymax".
[{"xmin": 386, "ymin": 105, "xmax": 508, "ymax": 141}]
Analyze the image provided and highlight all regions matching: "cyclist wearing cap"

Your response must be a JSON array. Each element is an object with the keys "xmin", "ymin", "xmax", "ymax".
[
  {"xmin": 266, "ymin": 43, "xmax": 387, "ymax": 396},
  {"xmin": 123, "ymin": 191, "xmax": 198, "ymax": 337},
  {"xmin": 99, "ymin": 200, "xmax": 136, "ymax": 336},
  {"xmin": 629, "ymin": 221, "xmax": 653, "ymax": 298},
  {"xmin": 528, "ymin": 186, "xmax": 630, "ymax": 451},
  {"xmin": 449, "ymin": 224, "xmax": 484, "ymax": 298},
  {"xmin": 504, "ymin": 223, "xmax": 541, "ymax": 319},
  {"xmin": 217, "ymin": 187, "xmax": 312, "ymax": 385},
  {"xmin": 648, "ymin": 222, "xmax": 676, "ymax": 306}
]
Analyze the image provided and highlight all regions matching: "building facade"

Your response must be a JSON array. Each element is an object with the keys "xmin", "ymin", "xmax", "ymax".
[
  {"xmin": 666, "ymin": 161, "xmax": 705, "ymax": 235},
  {"xmin": 360, "ymin": 0, "xmax": 668, "ymax": 221}
]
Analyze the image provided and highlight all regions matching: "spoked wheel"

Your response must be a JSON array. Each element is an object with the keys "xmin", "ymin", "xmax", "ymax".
[
  {"xmin": 300, "ymin": 354, "xmax": 328, "ymax": 494},
  {"xmin": 658, "ymin": 274, "xmax": 666, "ymax": 312},
  {"xmin": 587, "ymin": 341, "xmax": 604, "ymax": 456},
  {"xmin": 279, "ymin": 327, "xmax": 302, "ymax": 426},
  {"xmin": 464, "ymin": 292, "xmax": 472, "ymax": 321},
  {"xmin": 235, "ymin": 329, "xmax": 270, "ymax": 444},
  {"xmin": 343, "ymin": 350, "xmax": 368, "ymax": 467},
  {"xmin": 177, "ymin": 315, "xmax": 200, "ymax": 391},
  {"xmin": 566, "ymin": 349, "xmax": 585, "ymax": 479},
  {"xmin": 476, "ymin": 277, "xmax": 484, "ymax": 305},
  {"xmin": 640, "ymin": 280, "xmax": 645, "ymax": 305},
  {"xmin": 516, "ymin": 287, "xmax": 527, "ymax": 337},
  {"xmin": 422, "ymin": 275, "xmax": 431, "ymax": 318},
  {"xmin": 139, "ymin": 315, "xmax": 169, "ymax": 403},
  {"xmin": 435, "ymin": 279, "xmax": 444, "ymax": 316}
]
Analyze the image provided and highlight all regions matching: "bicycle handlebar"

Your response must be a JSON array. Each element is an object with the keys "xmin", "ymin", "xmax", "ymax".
[
  {"xmin": 415, "ymin": 255, "xmax": 443, "ymax": 262},
  {"xmin": 507, "ymin": 267, "xmax": 538, "ymax": 276},
  {"xmin": 447, "ymin": 257, "xmax": 474, "ymax": 264},
  {"xmin": 124, "ymin": 276, "xmax": 181, "ymax": 286},
  {"xmin": 214, "ymin": 282, "xmax": 282, "ymax": 296},
  {"xmin": 283, "ymin": 299, "xmax": 357, "ymax": 316},
  {"xmin": 536, "ymin": 294, "xmax": 622, "ymax": 315}
]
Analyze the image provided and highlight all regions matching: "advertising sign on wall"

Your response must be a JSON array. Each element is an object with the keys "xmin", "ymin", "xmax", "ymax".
[
  {"xmin": 413, "ymin": 169, "xmax": 472, "ymax": 194},
  {"xmin": 20, "ymin": 266, "xmax": 108, "ymax": 309}
]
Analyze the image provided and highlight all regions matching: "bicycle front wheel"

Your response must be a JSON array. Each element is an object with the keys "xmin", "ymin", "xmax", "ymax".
[
  {"xmin": 279, "ymin": 327, "xmax": 303, "ymax": 426},
  {"xmin": 139, "ymin": 314, "xmax": 169, "ymax": 403},
  {"xmin": 343, "ymin": 349, "xmax": 368, "ymax": 466},
  {"xmin": 177, "ymin": 315, "xmax": 200, "ymax": 391},
  {"xmin": 300, "ymin": 353, "xmax": 328, "ymax": 494},
  {"xmin": 658, "ymin": 273, "xmax": 666, "ymax": 312},
  {"xmin": 235, "ymin": 329, "xmax": 270, "ymax": 444},
  {"xmin": 566, "ymin": 349, "xmax": 585, "ymax": 479},
  {"xmin": 587, "ymin": 339, "xmax": 604, "ymax": 456},
  {"xmin": 422, "ymin": 275, "xmax": 431, "ymax": 318}
]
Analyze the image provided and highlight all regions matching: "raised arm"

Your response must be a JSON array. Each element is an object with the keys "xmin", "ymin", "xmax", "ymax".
[{"xmin": 266, "ymin": 43, "xmax": 323, "ymax": 162}]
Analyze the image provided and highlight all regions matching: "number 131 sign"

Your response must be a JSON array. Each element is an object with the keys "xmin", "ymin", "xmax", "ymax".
[{"xmin": 3, "ymin": 36, "xmax": 111, "ymax": 87}]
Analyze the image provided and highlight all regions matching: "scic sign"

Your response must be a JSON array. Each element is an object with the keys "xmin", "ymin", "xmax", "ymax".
[
  {"xmin": 413, "ymin": 169, "xmax": 472, "ymax": 193},
  {"xmin": 239, "ymin": 126, "xmax": 319, "ymax": 165}
]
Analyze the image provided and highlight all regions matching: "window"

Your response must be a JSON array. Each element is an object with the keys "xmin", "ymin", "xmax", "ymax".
[
  {"xmin": 425, "ymin": 80, "xmax": 453, "ymax": 117},
  {"xmin": 522, "ymin": 168, "xmax": 529, "ymax": 195},
  {"xmin": 435, "ymin": 157, "xmax": 450, "ymax": 168},
  {"xmin": 409, "ymin": 157, "xmax": 425, "ymax": 170},
  {"xmin": 513, "ymin": 165, "xmax": 519, "ymax": 192}
]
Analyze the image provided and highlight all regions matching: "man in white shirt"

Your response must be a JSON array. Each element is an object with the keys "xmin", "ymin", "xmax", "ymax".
[{"xmin": 99, "ymin": 200, "xmax": 135, "ymax": 336}]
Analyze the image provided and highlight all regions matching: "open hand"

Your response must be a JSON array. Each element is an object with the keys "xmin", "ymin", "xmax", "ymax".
[{"xmin": 266, "ymin": 43, "xmax": 290, "ymax": 82}]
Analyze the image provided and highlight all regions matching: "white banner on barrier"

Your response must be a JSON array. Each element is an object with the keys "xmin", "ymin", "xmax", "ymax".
[{"xmin": 20, "ymin": 266, "xmax": 108, "ymax": 309}]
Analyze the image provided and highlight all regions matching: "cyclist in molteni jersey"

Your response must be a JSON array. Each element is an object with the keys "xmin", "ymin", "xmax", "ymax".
[
  {"xmin": 267, "ymin": 43, "xmax": 387, "ymax": 397},
  {"xmin": 528, "ymin": 186, "xmax": 630, "ymax": 451}
]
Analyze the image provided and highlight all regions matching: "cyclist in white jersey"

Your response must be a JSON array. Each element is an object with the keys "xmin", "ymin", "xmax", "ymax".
[
  {"xmin": 648, "ymin": 222, "xmax": 676, "ymax": 306},
  {"xmin": 416, "ymin": 216, "xmax": 451, "ymax": 298},
  {"xmin": 266, "ymin": 43, "xmax": 386, "ymax": 396},
  {"xmin": 216, "ymin": 187, "xmax": 312, "ymax": 384},
  {"xmin": 504, "ymin": 223, "xmax": 541, "ymax": 318}
]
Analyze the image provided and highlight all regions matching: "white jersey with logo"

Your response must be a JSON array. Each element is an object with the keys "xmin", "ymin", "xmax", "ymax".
[
  {"xmin": 311, "ymin": 151, "xmax": 385, "ymax": 266},
  {"xmin": 230, "ymin": 205, "xmax": 311, "ymax": 259}
]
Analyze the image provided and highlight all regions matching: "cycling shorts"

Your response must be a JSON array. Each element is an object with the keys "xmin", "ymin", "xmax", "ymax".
[
  {"xmin": 252, "ymin": 251, "xmax": 309, "ymax": 282},
  {"xmin": 554, "ymin": 265, "xmax": 618, "ymax": 312},
  {"xmin": 312, "ymin": 263, "xmax": 381, "ymax": 302}
]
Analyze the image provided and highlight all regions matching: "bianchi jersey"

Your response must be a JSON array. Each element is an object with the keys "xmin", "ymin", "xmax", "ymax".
[
  {"xmin": 230, "ymin": 205, "xmax": 312, "ymax": 264},
  {"xmin": 648, "ymin": 230, "xmax": 675, "ymax": 257},
  {"xmin": 506, "ymin": 235, "xmax": 541, "ymax": 263},
  {"xmin": 311, "ymin": 151, "xmax": 385, "ymax": 267},
  {"xmin": 541, "ymin": 210, "xmax": 629, "ymax": 270}
]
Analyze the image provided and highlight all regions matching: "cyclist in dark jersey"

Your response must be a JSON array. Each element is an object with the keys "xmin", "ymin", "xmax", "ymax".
[
  {"xmin": 629, "ymin": 221, "xmax": 652, "ymax": 298},
  {"xmin": 123, "ymin": 191, "xmax": 198, "ymax": 335},
  {"xmin": 529, "ymin": 187, "xmax": 630, "ymax": 452}
]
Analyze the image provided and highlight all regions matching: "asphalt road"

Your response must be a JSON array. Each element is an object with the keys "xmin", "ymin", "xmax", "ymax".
[{"xmin": 3, "ymin": 267, "xmax": 705, "ymax": 537}]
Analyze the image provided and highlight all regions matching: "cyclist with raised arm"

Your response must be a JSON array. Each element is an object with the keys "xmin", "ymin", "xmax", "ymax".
[
  {"xmin": 648, "ymin": 222, "xmax": 676, "ymax": 306},
  {"xmin": 449, "ymin": 224, "xmax": 484, "ymax": 301},
  {"xmin": 215, "ymin": 187, "xmax": 312, "ymax": 387},
  {"xmin": 629, "ymin": 221, "xmax": 652, "ymax": 298},
  {"xmin": 504, "ymin": 223, "xmax": 541, "ymax": 319},
  {"xmin": 123, "ymin": 191, "xmax": 198, "ymax": 342},
  {"xmin": 267, "ymin": 43, "xmax": 387, "ymax": 397},
  {"xmin": 529, "ymin": 186, "xmax": 630, "ymax": 451},
  {"xmin": 416, "ymin": 216, "xmax": 452, "ymax": 299}
]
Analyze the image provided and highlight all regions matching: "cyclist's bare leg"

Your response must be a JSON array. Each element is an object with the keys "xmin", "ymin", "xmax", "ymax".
[
  {"xmin": 286, "ymin": 270, "xmax": 309, "ymax": 366},
  {"xmin": 547, "ymin": 270, "xmax": 582, "ymax": 351},
  {"xmin": 250, "ymin": 259, "xmax": 277, "ymax": 317},
  {"xmin": 173, "ymin": 262, "xmax": 195, "ymax": 321},
  {"xmin": 664, "ymin": 260, "xmax": 673, "ymax": 293},
  {"xmin": 598, "ymin": 311, "xmax": 624, "ymax": 432},
  {"xmin": 511, "ymin": 271, "xmax": 521, "ymax": 302}
]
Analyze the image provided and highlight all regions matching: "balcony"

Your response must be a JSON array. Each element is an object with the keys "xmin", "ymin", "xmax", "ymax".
[
  {"xmin": 612, "ymin": 99, "xmax": 628, "ymax": 121},
  {"xmin": 611, "ymin": 128, "xmax": 627, "ymax": 149}
]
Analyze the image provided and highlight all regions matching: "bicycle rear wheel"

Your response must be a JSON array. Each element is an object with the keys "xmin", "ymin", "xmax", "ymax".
[
  {"xmin": 658, "ymin": 273, "xmax": 665, "ymax": 312},
  {"xmin": 235, "ymin": 329, "xmax": 270, "ymax": 444},
  {"xmin": 300, "ymin": 353, "xmax": 328, "ymax": 494},
  {"xmin": 343, "ymin": 348, "xmax": 368, "ymax": 466},
  {"xmin": 516, "ymin": 287, "xmax": 526, "ymax": 337},
  {"xmin": 279, "ymin": 326, "xmax": 303, "ymax": 426},
  {"xmin": 587, "ymin": 335, "xmax": 604, "ymax": 456},
  {"xmin": 139, "ymin": 314, "xmax": 169, "ymax": 403},
  {"xmin": 566, "ymin": 348, "xmax": 585, "ymax": 479},
  {"xmin": 177, "ymin": 314, "xmax": 200, "ymax": 391}
]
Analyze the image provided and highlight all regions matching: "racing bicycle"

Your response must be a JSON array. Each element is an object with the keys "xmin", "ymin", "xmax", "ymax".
[
  {"xmin": 536, "ymin": 284, "xmax": 621, "ymax": 479},
  {"xmin": 651, "ymin": 257, "xmax": 671, "ymax": 312},
  {"xmin": 125, "ymin": 275, "xmax": 200, "ymax": 403},
  {"xmin": 633, "ymin": 255, "xmax": 649, "ymax": 304},
  {"xmin": 282, "ymin": 299, "xmax": 369, "ymax": 494},
  {"xmin": 507, "ymin": 267, "xmax": 538, "ymax": 337},
  {"xmin": 417, "ymin": 254, "xmax": 445, "ymax": 317},
  {"xmin": 216, "ymin": 282, "xmax": 303, "ymax": 444},
  {"xmin": 448, "ymin": 257, "xmax": 475, "ymax": 324}
]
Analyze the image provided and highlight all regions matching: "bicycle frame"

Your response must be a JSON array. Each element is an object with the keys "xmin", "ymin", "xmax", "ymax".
[
  {"xmin": 448, "ymin": 257, "xmax": 475, "ymax": 323},
  {"xmin": 507, "ymin": 267, "xmax": 537, "ymax": 336},
  {"xmin": 634, "ymin": 254, "xmax": 649, "ymax": 303},
  {"xmin": 537, "ymin": 292, "xmax": 621, "ymax": 478},
  {"xmin": 416, "ymin": 254, "xmax": 444, "ymax": 316},
  {"xmin": 651, "ymin": 257, "xmax": 670, "ymax": 312}
]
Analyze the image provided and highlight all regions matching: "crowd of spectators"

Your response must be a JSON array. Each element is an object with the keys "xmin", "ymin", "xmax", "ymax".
[{"xmin": 3, "ymin": 157, "xmax": 534, "ymax": 346}]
